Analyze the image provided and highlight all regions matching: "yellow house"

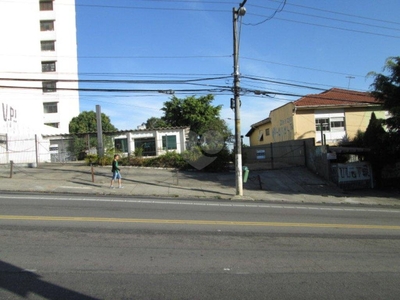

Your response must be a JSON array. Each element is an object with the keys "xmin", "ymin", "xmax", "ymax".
[{"xmin": 246, "ymin": 88, "xmax": 386, "ymax": 146}]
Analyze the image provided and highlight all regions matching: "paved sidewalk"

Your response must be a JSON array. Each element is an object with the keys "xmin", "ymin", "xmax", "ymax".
[{"xmin": 0, "ymin": 162, "xmax": 399, "ymax": 206}]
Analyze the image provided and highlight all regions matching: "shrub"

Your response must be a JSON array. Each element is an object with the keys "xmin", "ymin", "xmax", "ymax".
[
  {"xmin": 140, "ymin": 152, "xmax": 188, "ymax": 169},
  {"xmin": 98, "ymin": 155, "xmax": 113, "ymax": 166},
  {"xmin": 84, "ymin": 154, "xmax": 98, "ymax": 165},
  {"xmin": 204, "ymin": 146, "xmax": 231, "ymax": 172},
  {"xmin": 134, "ymin": 147, "xmax": 144, "ymax": 157}
]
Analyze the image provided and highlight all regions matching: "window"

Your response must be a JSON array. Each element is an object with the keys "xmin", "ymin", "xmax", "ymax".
[
  {"xmin": 114, "ymin": 138, "xmax": 128, "ymax": 153},
  {"xmin": 258, "ymin": 130, "xmax": 263, "ymax": 141},
  {"xmin": 43, "ymin": 102, "xmax": 58, "ymax": 113},
  {"xmin": 45, "ymin": 123, "xmax": 59, "ymax": 128},
  {"xmin": 39, "ymin": 0, "xmax": 53, "ymax": 11},
  {"xmin": 315, "ymin": 118, "xmax": 330, "ymax": 131},
  {"xmin": 316, "ymin": 117, "xmax": 345, "ymax": 132},
  {"xmin": 0, "ymin": 135, "xmax": 6, "ymax": 144},
  {"xmin": 265, "ymin": 128, "xmax": 270, "ymax": 136},
  {"xmin": 134, "ymin": 138, "xmax": 156, "ymax": 156},
  {"xmin": 162, "ymin": 135, "xmax": 177, "ymax": 150},
  {"xmin": 42, "ymin": 81, "xmax": 56, "ymax": 93},
  {"xmin": 40, "ymin": 20, "xmax": 54, "ymax": 31},
  {"xmin": 41, "ymin": 40, "xmax": 55, "ymax": 51},
  {"xmin": 42, "ymin": 61, "xmax": 56, "ymax": 72},
  {"xmin": 330, "ymin": 117, "xmax": 345, "ymax": 131}
]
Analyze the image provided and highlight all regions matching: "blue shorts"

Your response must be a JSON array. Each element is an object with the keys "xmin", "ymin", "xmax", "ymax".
[{"xmin": 112, "ymin": 171, "xmax": 121, "ymax": 180}]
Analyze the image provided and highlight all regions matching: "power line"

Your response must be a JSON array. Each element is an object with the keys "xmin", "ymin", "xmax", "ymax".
[
  {"xmin": 0, "ymin": 72, "xmax": 371, "ymax": 96},
  {"xmin": 240, "ymin": 56, "xmax": 365, "ymax": 78},
  {"xmin": 244, "ymin": 0, "xmax": 286, "ymax": 26},
  {"xmin": 265, "ymin": 15, "xmax": 400, "ymax": 39},
  {"xmin": 79, "ymin": 55, "xmax": 231, "ymax": 60},
  {"xmin": 73, "ymin": 1, "xmax": 400, "ymax": 36},
  {"xmin": 263, "ymin": 0, "xmax": 400, "ymax": 26},
  {"xmin": 0, "ymin": 76, "xmax": 232, "ymax": 85},
  {"xmin": 249, "ymin": 0, "xmax": 400, "ymax": 31}
]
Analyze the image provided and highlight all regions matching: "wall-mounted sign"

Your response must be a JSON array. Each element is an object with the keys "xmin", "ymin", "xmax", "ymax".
[
  {"xmin": 256, "ymin": 149, "xmax": 265, "ymax": 160},
  {"xmin": 336, "ymin": 162, "xmax": 372, "ymax": 183}
]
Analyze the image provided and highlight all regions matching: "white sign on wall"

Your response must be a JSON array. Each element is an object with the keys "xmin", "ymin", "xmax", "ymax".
[
  {"xmin": 256, "ymin": 149, "xmax": 266, "ymax": 159},
  {"xmin": 336, "ymin": 162, "xmax": 372, "ymax": 183}
]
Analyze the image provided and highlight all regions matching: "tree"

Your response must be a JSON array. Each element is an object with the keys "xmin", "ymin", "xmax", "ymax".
[
  {"xmin": 368, "ymin": 56, "xmax": 400, "ymax": 187},
  {"xmin": 145, "ymin": 117, "xmax": 168, "ymax": 129},
  {"xmin": 69, "ymin": 111, "xmax": 117, "ymax": 134},
  {"xmin": 369, "ymin": 56, "xmax": 400, "ymax": 166},
  {"xmin": 68, "ymin": 111, "xmax": 117, "ymax": 160},
  {"xmin": 363, "ymin": 112, "xmax": 386, "ymax": 147},
  {"xmin": 362, "ymin": 113, "xmax": 389, "ymax": 187},
  {"xmin": 161, "ymin": 94, "xmax": 232, "ymax": 171},
  {"xmin": 161, "ymin": 94, "xmax": 230, "ymax": 138},
  {"xmin": 370, "ymin": 56, "xmax": 400, "ymax": 133}
]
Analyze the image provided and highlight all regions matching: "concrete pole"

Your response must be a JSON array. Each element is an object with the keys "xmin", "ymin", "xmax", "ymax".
[
  {"xmin": 232, "ymin": 4, "xmax": 246, "ymax": 196},
  {"xmin": 35, "ymin": 134, "xmax": 39, "ymax": 167},
  {"xmin": 96, "ymin": 105, "xmax": 104, "ymax": 157}
]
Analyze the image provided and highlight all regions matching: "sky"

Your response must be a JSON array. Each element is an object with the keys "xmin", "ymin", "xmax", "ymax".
[{"xmin": 75, "ymin": 0, "xmax": 400, "ymax": 144}]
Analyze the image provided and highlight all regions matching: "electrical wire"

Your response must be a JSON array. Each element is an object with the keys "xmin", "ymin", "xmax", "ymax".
[{"xmin": 244, "ymin": 0, "xmax": 286, "ymax": 26}]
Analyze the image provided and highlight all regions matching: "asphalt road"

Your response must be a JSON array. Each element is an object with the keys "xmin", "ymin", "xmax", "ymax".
[{"xmin": 1, "ymin": 193, "xmax": 400, "ymax": 299}]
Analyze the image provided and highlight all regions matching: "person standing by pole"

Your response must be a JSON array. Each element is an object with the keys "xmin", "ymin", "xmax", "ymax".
[{"xmin": 110, "ymin": 154, "xmax": 123, "ymax": 189}]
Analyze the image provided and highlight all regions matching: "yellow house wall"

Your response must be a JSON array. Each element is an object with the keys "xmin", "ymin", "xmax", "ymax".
[
  {"xmin": 269, "ymin": 103, "xmax": 295, "ymax": 143},
  {"xmin": 293, "ymin": 110, "xmax": 316, "ymax": 140},
  {"xmin": 248, "ymin": 103, "xmax": 295, "ymax": 146},
  {"xmin": 344, "ymin": 107, "xmax": 386, "ymax": 140},
  {"xmin": 248, "ymin": 104, "xmax": 385, "ymax": 146},
  {"xmin": 248, "ymin": 122, "xmax": 272, "ymax": 146}
]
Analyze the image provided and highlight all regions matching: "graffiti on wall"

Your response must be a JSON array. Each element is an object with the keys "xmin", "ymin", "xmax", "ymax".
[
  {"xmin": 2, "ymin": 103, "xmax": 17, "ymax": 123},
  {"xmin": 1, "ymin": 103, "xmax": 18, "ymax": 132},
  {"xmin": 337, "ymin": 163, "xmax": 372, "ymax": 183},
  {"xmin": 272, "ymin": 117, "xmax": 293, "ymax": 142}
]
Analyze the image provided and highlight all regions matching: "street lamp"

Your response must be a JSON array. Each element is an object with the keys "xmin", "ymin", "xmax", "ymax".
[{"xmin": 232, "ymin": 1, "xmax": 247, "ymax": 197}]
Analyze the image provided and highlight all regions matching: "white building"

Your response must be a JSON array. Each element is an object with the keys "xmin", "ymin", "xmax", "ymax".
[
  {"xmin": 0, "ymin": 0, "xmax": 80, "ymax": 163},
  {"xmin": 45, "ymin": 127, "xmax": 190, "ymax": 162}
]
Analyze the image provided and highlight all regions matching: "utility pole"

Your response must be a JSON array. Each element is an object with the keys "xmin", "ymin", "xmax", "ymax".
[
  {"xmin": 96, "ymin": 105, "xmax": 104, "ymax": 157},
  {"xmin": 232, "ymin": 0, "xmax": 247, "ymax": 197}
]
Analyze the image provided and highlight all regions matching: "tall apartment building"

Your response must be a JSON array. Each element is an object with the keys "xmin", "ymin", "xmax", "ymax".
[{"xmin": 0, "ymin": 0, "xmax": 80, "ymax": 136}]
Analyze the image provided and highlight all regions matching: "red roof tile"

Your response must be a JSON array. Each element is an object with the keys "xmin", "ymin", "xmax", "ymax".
[{"xmin": 294, "ymin": 88, "xmax": 379, "ymax": 107}]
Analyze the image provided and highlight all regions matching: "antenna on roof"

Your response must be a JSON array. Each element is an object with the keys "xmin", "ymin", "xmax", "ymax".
[{"xmin": 346, "ymin": 76, "xmax": 355, "ymax": 89}]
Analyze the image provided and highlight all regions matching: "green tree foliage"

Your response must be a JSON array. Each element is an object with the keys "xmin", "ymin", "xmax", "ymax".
[
  {"xmin": 68, "ymin": 111, "xmax": 117, "ymax": 160},
  {"xmin": 369, "ymin": 57, "xmax": 400, "ymax": 163},
  {"xmin": 370, "ymin": 56, "xmax": 400, "ymax": 133},
  {"xmin": 161, "ymin": 94, "xmax": 230, "ymax": 138},
  {"xmin": 160, "ymin": 95, "xmax": 232, "ymax": 171},
  {"xmin": 366, "ymin": 57, "xmax": 400, "ymax": 186},
  {"xmin": 69, "ymin": 111, "xmax": 117, "ymax": 134},
  {"xmin": 145, "ymin": 117, "xmax": 168, "ymax": 129},
  {"xmin": 362, "ymin": 113, "xmax": 391, "ymax": 187},
  {"xmin": 363, "ymin": 113, "xmax": 386, "ymax": 147}
]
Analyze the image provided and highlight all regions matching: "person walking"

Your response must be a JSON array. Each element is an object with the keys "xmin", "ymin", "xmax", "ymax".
[{"xmin": 110, "ymin": 154, "xmax": 123, "ymax": 189}]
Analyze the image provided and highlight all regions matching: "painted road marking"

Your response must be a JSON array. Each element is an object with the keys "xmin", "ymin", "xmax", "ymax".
[
  {"xmin": 0, "ymin": 194, "xmax": 399, "ymax": 214},
  {"xmin": 1, "ymin": 215, "xmax": 400, "ymax": 230}
]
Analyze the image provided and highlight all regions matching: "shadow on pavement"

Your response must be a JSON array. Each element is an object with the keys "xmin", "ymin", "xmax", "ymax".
[
  {"xmin": 0, "ymin": 260, "xmax": 98, "ymax": 300},
  {"xmin": 1, "ymin": 163, "xmax": 399, "ymax": 201}
]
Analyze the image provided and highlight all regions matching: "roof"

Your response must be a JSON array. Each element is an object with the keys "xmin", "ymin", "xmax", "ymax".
[
  {"xmin": 294, "ymin": 88, "xmax": 379, "ymax": 108},
  {"xmin": 249, "ymin": 117, "xmax": 271, "ymax": 128},
  {"xmin": 42, "ymin": 126, "xmax": 190, "ymax": 138},
  {"xmin": 245, "ymin": 117, "xmax": 271, "ymax": 137}
]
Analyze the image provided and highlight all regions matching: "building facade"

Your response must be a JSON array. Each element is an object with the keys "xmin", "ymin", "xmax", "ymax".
[
  {"xmin": 246, "ymin": 88, "xmax": 387, "ymax": 146},
  {"xmin": 0, "ymin": 0, "xmax": 80, "ymax": 163},
  {"xmin": 0, "ymin": 0, "xmax": 79, "ymax": 135},
  {"xmin": 45, "ymin": 127, "xmax": 190, "ymax": 163}
]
